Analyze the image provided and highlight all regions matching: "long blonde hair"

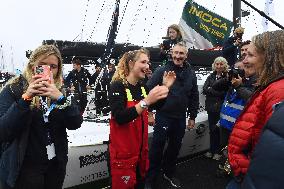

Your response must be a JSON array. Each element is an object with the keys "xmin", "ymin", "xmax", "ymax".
[
  {"xmin": 9, "ymin": 44, "xmax": 63, "ymax": 89},
  {"xmin": 7, "ymin": 45, "xmax": 63, "ymax": 109},
  {"xmin": 111, "ymin": 48, "xmax": 149, "ymax": 85},
  {"xmin": 252, "ymin": 30, "xmax": 284, "ymax": 87}
]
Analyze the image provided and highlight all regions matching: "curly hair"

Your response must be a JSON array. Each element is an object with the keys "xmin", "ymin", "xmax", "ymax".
[
  {"xmin": 240, "ymin": 40, "xmax": 251, "ymax": 48},
  {"xmin": 252, "ymin": 30, "xmax": 284, "ymax": 87},
  {"xmin": 111, "ymin": 48, "xmax": 149, "ymax": 85}
]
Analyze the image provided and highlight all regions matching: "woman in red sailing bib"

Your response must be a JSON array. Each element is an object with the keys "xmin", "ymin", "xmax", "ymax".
[{"xmin": 109, "ymin": 49, "xmax": 175, "ymax": 189}]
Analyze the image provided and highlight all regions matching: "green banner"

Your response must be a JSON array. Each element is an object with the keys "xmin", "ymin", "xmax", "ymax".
[{"xmin": 182, "ymin": 0, "xmax": 233, "ymax": 46}]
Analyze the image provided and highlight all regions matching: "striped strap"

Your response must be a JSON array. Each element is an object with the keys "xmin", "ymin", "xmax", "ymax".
[
  {"xmin": 125, "ymin": 88, "xmax": 133, "ymax": 101},
  {"xmin": 125, "ymin": 86, "xmax": 147, "ymax": 101},
  {"xmin": 141, "ymin": 87, "xmax": 147, "ymax": 98}
]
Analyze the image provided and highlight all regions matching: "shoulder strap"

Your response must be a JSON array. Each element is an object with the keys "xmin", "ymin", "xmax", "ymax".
[
  {"xmin": 141, "ymin": 87, "xmax": 147, "ymax": 98},
  {"xmin": 125, "ymin": 88, "xmax": 133, "ymax": 101}
]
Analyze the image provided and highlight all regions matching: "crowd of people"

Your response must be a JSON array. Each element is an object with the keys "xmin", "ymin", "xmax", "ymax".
[
  {"xmin": 203, "ymin": 29, "xmax": 284, "ymax": 189},
  {"xmin": 0, "ymin": 23, "xmax": 283, "ymax": 189},
  {"xmin": 64, "ymin": 58, "xmax": 116, "ymax": 116}
]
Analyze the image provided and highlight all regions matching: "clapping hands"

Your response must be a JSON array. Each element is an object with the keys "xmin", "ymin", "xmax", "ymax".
[{"xmin": 162, "ymin": 71, "xmax": 176, "ymax": 88}]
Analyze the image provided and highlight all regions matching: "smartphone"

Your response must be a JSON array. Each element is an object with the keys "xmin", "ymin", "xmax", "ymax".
[{"xmin": 34, "ymin": 65, "xmax": 51, "ymax": 82}]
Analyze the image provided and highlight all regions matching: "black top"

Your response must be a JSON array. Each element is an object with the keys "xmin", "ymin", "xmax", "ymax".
[
  {"xmin": 222, "ymin": 36, "xmax": 240, "ymax": 67},
  {"xmin": 109, "ymin": 81, "xmax": 147, "ymax": 125},
  {"xmin": 24, "ymin": 97, "xmax": 68, "ymax": 164},
  {"xmin": 65, "ymin": 67, "xmax": 92, "ymax": 93},
  {"xmin": 24, "ymin": 110, "xmax": 49, "ymax": 164}
]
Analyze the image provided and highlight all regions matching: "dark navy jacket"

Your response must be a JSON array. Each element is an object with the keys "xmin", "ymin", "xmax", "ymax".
[
  {"xmin": 241, "ymin": 101, "xmax": 284, "ymax": 189},
  {"xmin": 0, "ymin": 76, "xmax": 82, "ymax": 187},
  {"xmin": 222, "ymin": 36, "xmax": 240, "ymax": 67},
  {"xmin": 65, "ymin": 67, "xmax": 92, "ymax": 93},
  {"xmin": 146, "ymin": 61, "xmax": 199, "ymax": 119}
]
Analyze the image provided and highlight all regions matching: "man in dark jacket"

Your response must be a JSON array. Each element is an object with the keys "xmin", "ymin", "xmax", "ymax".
[
  {"xmin": 65, "ymin": 59, "xmax": 92, "ymax": 114},
  {"xmin": 222, "ymin": 27, "xmax": 244, "ymax": 67},
  {"xmin": 241, "ymin": 101, "xmax": 284, "ymax": 189},
  {"xmin": 146, "ymin": 42, "xmax": 199, "ymax": 188}
]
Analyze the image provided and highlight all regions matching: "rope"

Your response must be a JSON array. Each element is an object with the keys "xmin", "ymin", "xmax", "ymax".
[
  {"xmin": 117, "ymin": 0, "xmax": 131, "ymax": 33},
  {"xmin": 143, "ymin": 0, "xmax": 159, "ymax": 46},
  {"xmin": 124, "ymin": 0, "xmax": 147, "ymax": 47},
  {"xmin": 80, "ymin": 0, "xmax": 90, "ymax": 41},
  {"xmin": 87, "ymin": 0, "xmax": 108, "ymax": 42},
  {"xmin": 73, "ymin": 0, "xmax": 90, "ymax": 41}
]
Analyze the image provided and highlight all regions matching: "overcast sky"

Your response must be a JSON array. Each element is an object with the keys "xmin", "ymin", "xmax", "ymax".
[{"xmin": 0, "ymin": 0, "xmax": 283, "ymax": 72}]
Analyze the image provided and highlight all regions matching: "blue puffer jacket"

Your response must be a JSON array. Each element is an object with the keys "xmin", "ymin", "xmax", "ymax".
[{"xmin": 241, "ymin": 101, "xmax": 284, "ymax": 189}]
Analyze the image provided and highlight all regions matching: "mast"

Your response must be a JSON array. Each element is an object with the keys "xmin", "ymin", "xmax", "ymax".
[
  {"xmin": 100, "ymin": 0, "xmax": 120, "ymax": 64},
  {"xmin": 241, "ymin": 0, "xmax": 284, "ymax": 30},
  {"xmin": 10, "ymin": 46, "xmax": 14, "ymax": 73},
  {"xmin": 0, "ymin": 45, "xmax": 5, "ymax": 71},
  {"xmin": 233, "ymin": 0, "xmax": 242, "ymax": 29}
]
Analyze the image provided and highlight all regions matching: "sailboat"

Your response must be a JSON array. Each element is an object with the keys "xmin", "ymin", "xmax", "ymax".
[
  {"xmin": 31, "ymin": 0, "xmax": 283, "ymax": 188},
  {"xmin": 38, "ymin": 1, "xmax": 232, "ymax": 188}
]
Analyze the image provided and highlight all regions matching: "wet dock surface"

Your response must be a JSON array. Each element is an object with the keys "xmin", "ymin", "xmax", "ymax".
[{"xmin": 159, "ymin": 155, "xmax": 231, "ymax": 189}]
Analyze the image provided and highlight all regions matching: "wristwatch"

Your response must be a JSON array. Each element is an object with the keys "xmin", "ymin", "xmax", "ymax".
[{"xmin": 140, "ymin": 100, "xmax": 148, "ymax": 109}]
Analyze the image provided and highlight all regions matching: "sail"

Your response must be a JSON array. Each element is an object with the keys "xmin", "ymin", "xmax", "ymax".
[{"xmin": 179, "ymin": 0, "xmax": 233, "ymax": 49}]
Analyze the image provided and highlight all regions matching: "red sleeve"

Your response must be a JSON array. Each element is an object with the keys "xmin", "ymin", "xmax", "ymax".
[
  {"xmin": 228, "ymin": 79, "xmax": 284, "ymax": 176},
  {"xmin": 228, "ymin": 114, "xmax": 254, "ymax": 176}
]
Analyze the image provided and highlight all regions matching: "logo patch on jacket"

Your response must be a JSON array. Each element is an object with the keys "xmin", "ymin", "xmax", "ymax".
[{"xmin": 121, "ymin": 176, "xmax": 131, "ymax": 184}]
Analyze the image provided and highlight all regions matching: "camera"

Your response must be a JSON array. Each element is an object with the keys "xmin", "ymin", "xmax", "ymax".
[
  {"xmin": 162, "ymin": 36, "xmax": 171, "ymax": 40},
  {"xmin": 34, "ymin": 65, "xmax": 51, "ymax": 82},
  {"xmin": 228, "ymin": 68, "xmax": 245, "ymax": 81},
  {"xmin": 233, "ymin": 33, "xmax": 243, "ymax": 41}
]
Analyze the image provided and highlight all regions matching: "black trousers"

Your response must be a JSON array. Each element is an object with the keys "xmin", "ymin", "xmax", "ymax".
[
  {"xmin": 207, "ymin": 111, "xmax": 221, "ymax": 154},
  {"xmin": 147, "ymin": 113, "xmax": 186, "ymax": 183},
  {"xmin": 72, "ymin": 93, "xmax": 88, "ymax": 114},
  {"xmin": 13, "ymin": 159, "xmax": 66, "ymax": 189},
  {"xmin": 220, "ymin": 126, "xmax": 231, "ymax": 149}
]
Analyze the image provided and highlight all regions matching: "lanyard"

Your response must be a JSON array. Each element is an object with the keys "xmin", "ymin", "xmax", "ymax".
[
  {"xmin": 43, "ymin": 103, "xmax": 56, "ymax": 123},
  {"xmin": 42, "ymin": 95, "xmax": 64, "ymax": 123}
]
